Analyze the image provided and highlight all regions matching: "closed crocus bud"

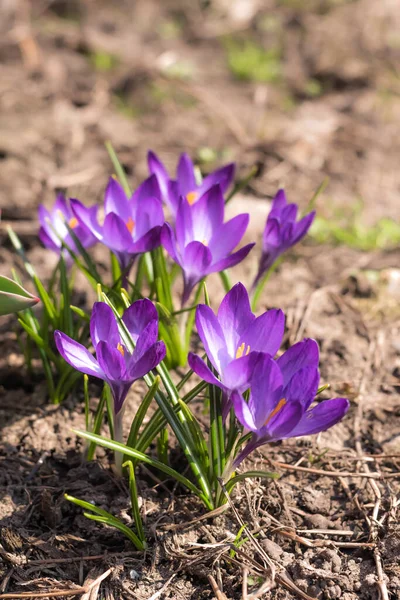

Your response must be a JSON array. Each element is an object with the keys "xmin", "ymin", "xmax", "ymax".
[{"xmin": 253, "ymin": 189, "xmax": 315, "ymax": 288}]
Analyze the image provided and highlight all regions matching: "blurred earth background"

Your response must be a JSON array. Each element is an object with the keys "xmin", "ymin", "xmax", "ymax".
[{"xmin": 0, "ymin": 1, "xmax": 400, "ymax": 598}]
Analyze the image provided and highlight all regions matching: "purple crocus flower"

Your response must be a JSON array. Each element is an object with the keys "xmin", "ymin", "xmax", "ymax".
[
  {"xmin": 38, "ymin": 194, "xmax": 97, "ymax": 260},
  {"xmin": 253, "ymin": 189, "xmax": 315, "ymax": 287},
  {"xmin": 231, "ymin": 340, "xmax": 349, "ymax": 468},
  {"xmin": 148, "ymin": 150, "xmax": 235, "ymax": 216},
  {"xmin": 188, "ymin": 283, "xmax": 284, "ymax": 416},
  {"xmin": 71, "ymin": 176, "xmax": 164, "ymax": 275},
  {"xmin": 55, "ymin": 300, "xmax": 166, "ymax": 416},
  {"xmin": 161, "ymin": 186, "xmax": 254, "ymax": 304}
]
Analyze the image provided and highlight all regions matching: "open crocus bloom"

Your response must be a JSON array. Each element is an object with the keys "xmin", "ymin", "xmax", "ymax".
[
  {"xmin": 71, "ymin": 176, "xmax": 164, "ymax": 274},
  {"xmin": 161, "ymin": 186, "xmax": 254, "ymax": 304},
  {"xmin": 39, "ymin": 194, "xmax": 97, "ymax": 260},
  {"xmin": 55, "ymin": 300, "xmax": 166, "ymax": 415},
  {"xmin": 188, "ymin": 283, "xmax": 284, "ymax": 415},
  {"xmin": 148, "ymin": 150, "xmax": 235, "ymax": 217},
  {"xmin": 231, "ymin": 341, "xmax": 349, "ymax": 467},
  {"xmin": 253, "ymin": 189, "xmax": 315, "ymax": 287}
]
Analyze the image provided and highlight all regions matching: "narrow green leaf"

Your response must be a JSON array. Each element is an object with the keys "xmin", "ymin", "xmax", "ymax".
[
  {"xmin": 105, "ymin": 142, "xmax": 131, "ymax": 196},
  {"xmin": 122, "ymin": 461, "xmax": 146, "ymax": 544},
  {"xmin": 65, "ymin": 494, "xmax": 145, "ymax": 550},
  {"xmin": 218, "ymin": 270, "xmax": 232, "ymax": 294},
  {"xmin": 126, "ymin": 376, "xmax": 160, "ymax": 451},
  {"xmin": 73, "ymin": 429, "xmax": 210, "ymax": 505}
]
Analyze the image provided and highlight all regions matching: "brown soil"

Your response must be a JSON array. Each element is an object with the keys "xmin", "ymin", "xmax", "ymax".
[{"xmin": 1, "ymin": 1, "xmax": 400, "ymax": 599}]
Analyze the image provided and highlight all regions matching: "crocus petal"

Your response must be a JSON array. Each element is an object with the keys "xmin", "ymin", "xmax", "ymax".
[
  {"xmin": 103, "ymin": 212, "xmax": 134, "ymax": 252},
  {"xmin": 128, "ymin": 341, "xmax": 166, "ymax": 380},
  {"xmin": 104, "ymin": 177, "xmax": 131, "ymax": 222},
  {"xmin": 217, "ymin": 282, "xmax": 254, "ymax": 358},
  {"xmin": 208, "ymin": 213, "xmax": 250, "ymax": 263},
  {"xmin": 54, "ymin": 331, "xmax": 105, "ymax": 380},
  {"xmin": 267, "ymin": 401, "xmax": 303, "ymax": 439},
  {"xmin": 71, "ymin": 199, "xmax": 103, "ymax": 240},
  {"xmin": 147, "ymin": 151, "xmax": 169, "ymax": 201},
  {"xmin": 177, "ymin": 153, "xmax": 196, "ymax": 195},
  {"xmin": 281, "ymin": 203, "xmax": 298, "ymax": 224},
  {"xmin": 131, "ymin": 225, "xmax": 162, "ymax": 254},
  {"xmin": 288, "ymin": 398, "xmax": 350, "ymax": 438},
  {"xmin": 122, "ymin": 299, "xmax": 158, "ymax": 343},
  {"xmin": 231, "ymin": 390, "xmax": 258, "ymax": 432},
  {"xmin": 90, "ymin": 302, "xmax": 120, "ymax": 349},
  {"xmin": 188, "ymin": 353, "xmax": 225, "ymax": 389},
  {"xmin": 191, "ymin": 185, "xmax": 224, "ymax": 243},
  {"xmin": 239, "ymin": 309, "xmax": 284, "ymax": 357},
  {"xmin": 135, "ymin": 196, "xmax": 164, "ymax": 240},
  {"xmin": 182, "ymin": 241, "xmax": 213, "ymax": 303},
  {"xmin": 38, "ymin": 205, "xmax": 53, "ymax": 230},
  {"xmin": 269, "ymin": 189, "xmax": 287, "ymax": 218},
  {"xmin": 130, "ymin": 174, "xmax": 162, "ymax": 213},
  {"xmin": 130, "ymin": 320, "xmax": 159, "ymax": 363},
  {"xmin": 166, "ymin": 180, "xmax": 180, "ymax": 214},
  {"xmin": 195, "ymin": 304, "xmax": 229, "ymax": 374},
  {"xmin": 54, "ymin": 194, "xmax": 70, "ymax": 218},
  {"xmin": 39, "ymin": 226, "xmax": 60, "ymax": 251},
  {"xmin": 199, "ymin": 163, "xmax": 235, "ymax": 196},
  {"xmin": 96, "ymin": 340, "xmax": 125, "ymax": 381},
  {"xmin": 284, "ymin": 366, "xmax": 320, "ymax": 410},
  {"xmin": 176, "ymin": 195, "xmax": 194, "ymax": 249},
  {"xmin": 161, "ymin": 223, "xmax": 179, "ymax": 264},
  {"xmin": 291, "ymin": 211, "xmax": 315, "ymax": 245},
  {"xmin": 247, "ymin": 355, "xmax": 283, "ymax": 430},
  {"xmin": 262, "ymin": 217, "xmax": 281, "ymax": 251},
  {"xmin": 208, "ymin": 243, "xmax": 255, "ymax": 275},
  {"xmin": 277, "ymin": 338, "xmax": 319, "ymax": 388},
  {"xmin": 222, "ymin": 351, "xmax": 264, "ymax": 393}
]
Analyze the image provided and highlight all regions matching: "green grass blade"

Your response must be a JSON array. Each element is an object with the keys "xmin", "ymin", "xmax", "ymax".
[
  {"xmin": 73, "ymin": 429, "xmax": 210, "ymax": 505},
  {"xmin": 122, "ymin": 461, "xmax": 146, "ymax": 544},
  {"xmin": 65, "ymin": 494, "xmax": 145, "ymax": 550}
]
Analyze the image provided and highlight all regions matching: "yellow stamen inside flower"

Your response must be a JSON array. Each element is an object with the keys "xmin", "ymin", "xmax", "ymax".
[
  {"xmin": 265, "ymin": 398, "xmax": 287, "ymax": 426},
  {"xmin": 202, "ymin": 239, "xmax": 208, "ymax": 246},
  {"xmin": 235, "ymin": 342, "xmax": 251, "ymax": 359},
  {"xmin": 126, "ymin": 217, "xmax": 135, "ymax": 234},
  {"xmin": 186, "ymin": 191, "xmax": 198, "ymax": 205},
  {"xmin": 68, "ymin": 217, "xmax": 79, "ymax": 229},
  {"xmin": 117, "ymin": 343, "xmax": 125, "ymax": 356}
]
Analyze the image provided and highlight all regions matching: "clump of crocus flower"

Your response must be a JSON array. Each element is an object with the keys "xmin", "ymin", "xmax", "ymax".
[
  {"xmin": 253, "ymin": 189, "xmax": 315, "ymax": 288},
  {"xmin": 71, "ymin": 176, "xmax": 164, "ymax": 276},
  {"xmin": 188, "ymin": 282, "xmax": 284, "ymax": 417},
  {"xmin": 231, "ymin": 345, "xmax": 349, "ymax": 468},
  {"xmin": 161, "ymin": 185, "xmax": 254, "ymax": 304},
  {"xmin": 55, "ymin": 300, "xmax": 166, "ymax": 469},
  {"xmin": 38, "ymin": 194, "xmax": 97, "ymax": 260},
  {"xmin": 148, "ymin": 150, "xmax": 235, "ymax": 217}
]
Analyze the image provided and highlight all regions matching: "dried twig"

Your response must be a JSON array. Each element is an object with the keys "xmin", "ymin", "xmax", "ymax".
[
  {"xmin": 0, "ymin": 569, "xmax": 112, "ymax": 599},
  {"xmin": 273, "ymin": 461, "xmax": 398, "ymax": 479}
]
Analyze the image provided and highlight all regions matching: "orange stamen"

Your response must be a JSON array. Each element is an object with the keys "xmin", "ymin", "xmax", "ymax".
[
  {"xmin": 236, "ymin": 343, "xmax": 251, "ymax": 359},
  {"xmin": 117, "ymin": 343, "xmax": 125, "ymax": 356},
  {"xmin": 265, "ymin": 398, "xmax": 287, "ymax": 426},
  {"xmin": 126, "ymin": 217, "xmax": 135, "ymax": 234},
  {"xmin": 186, "ymin": 191, "xmax": 198, "ymax": 205},
  {"xmin": 68, "ymin": 217, "xmax": 79, "ymax": 229}
]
